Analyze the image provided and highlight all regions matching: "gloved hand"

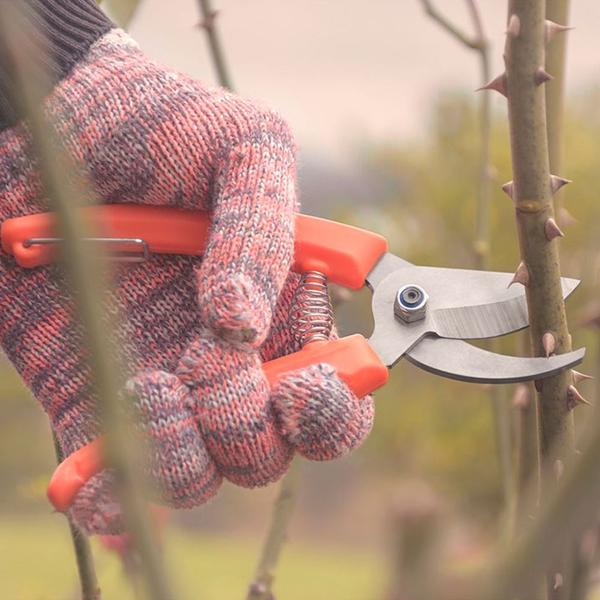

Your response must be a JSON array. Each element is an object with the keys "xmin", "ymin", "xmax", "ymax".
[{"xmin": 0, "ymin": 28, "xmax": 374, "ymax": 535}]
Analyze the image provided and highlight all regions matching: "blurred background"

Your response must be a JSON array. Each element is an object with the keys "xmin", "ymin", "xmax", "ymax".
[{"xmin": 2, "ymin": 1, "xmax": 600, "ymax": 598}]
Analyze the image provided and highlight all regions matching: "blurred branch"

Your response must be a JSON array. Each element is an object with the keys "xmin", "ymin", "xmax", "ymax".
[
  {"xmin": 53, "ymin": 432, "xmax": 101, "ymax": 600},
  {"xmin": 247, "ymin": 461, "xmax": 301, "ymax": 600},
  {"xmin": 196, "ymin": 0, "xmax": 234, "ymax": 90},
  {"xmin": 467, "ymin": 1, "xmax": 492, "ymax": 270},
  {"xmin": 386, "ymin": 483, "xmax": 442, "ymax": 600},
  {"xmin": 246, "ymin": 276, "xmax": 350, "ymax": 598},
  {"xmin": 476, "ymin": 409, "xmax": 600, "ymax": 600},
  {"xmin": 512, "ymin": 383, "xmax": 547, "ymax": 600},
  {"xmin": 420, "ymin": 0, "xmax": 515, "ymax": 528},
  {"xmin": 570, "ymin": 526, "xmax": 598, "ymax": 600},
  {"xmin": 512, "ymin": 383, "xmax": 541, "ymax": 525},
  {"xmin": 1, "ymin": 5, "xmax": 175, "ymax": 600},
  {"xmin": 420, "ymin": 0, "xmax": 491, "ymax": 264},
  {"xmin": 545, "ymin": 0, "xmax": 572, "ymax": 213},
  {"xmin": 419, "ymin": 0, "xmax": 484, "ymax": 50}
]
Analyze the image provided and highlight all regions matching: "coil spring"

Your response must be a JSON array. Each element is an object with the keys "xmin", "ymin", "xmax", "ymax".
[{"xmin": 291, "ymin": 270, "xmax": 334, "ymax": 347}]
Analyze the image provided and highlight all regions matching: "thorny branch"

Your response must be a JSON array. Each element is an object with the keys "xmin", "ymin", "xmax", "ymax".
[{"xmin": 478, "ymin": 1, "xmax": 580, "ymax": 596}]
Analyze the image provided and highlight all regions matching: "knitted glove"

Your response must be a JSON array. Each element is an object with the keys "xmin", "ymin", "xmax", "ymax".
[
  {"xmin": 0, "ymin": 21, "xmax": 372, "ymax": 536},
  {"xmin": 262, "ymin": 273, "xmax": 375, "ymax": 461}
]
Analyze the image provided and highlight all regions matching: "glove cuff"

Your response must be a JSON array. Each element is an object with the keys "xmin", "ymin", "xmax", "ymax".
[{"xmin": 0, "ymin": 0, "xmax": 114, "ymax": 130}]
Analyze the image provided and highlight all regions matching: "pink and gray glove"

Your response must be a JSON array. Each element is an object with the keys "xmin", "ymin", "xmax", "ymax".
[{"xmin": 0, "ymin": 27, "xmax": 374, "ymax": 535}]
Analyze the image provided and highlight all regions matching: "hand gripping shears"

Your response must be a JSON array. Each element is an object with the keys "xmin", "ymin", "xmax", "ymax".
[{"xmin": 1, "ymin": 205, "xmax": 585, "ymax": 512}]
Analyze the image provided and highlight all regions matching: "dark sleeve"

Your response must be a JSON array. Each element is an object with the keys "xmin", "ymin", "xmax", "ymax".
[{"xmin": 0, "ymin": 0, "xmax": 114, "ymax": 131}]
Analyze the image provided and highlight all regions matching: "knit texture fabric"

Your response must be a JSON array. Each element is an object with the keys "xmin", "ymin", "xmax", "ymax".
[
  {"xmin": 0, "ymin": 0, "xmax": 113, "ymax": 129},
  {"xmin": 0, "ymin": 28, "xmax": 374, "ymax": 535}
]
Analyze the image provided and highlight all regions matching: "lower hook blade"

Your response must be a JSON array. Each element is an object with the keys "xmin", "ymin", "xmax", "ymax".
[{"xmin": 405, "ymin": 336, "xmax": 585, "ymax": 384}]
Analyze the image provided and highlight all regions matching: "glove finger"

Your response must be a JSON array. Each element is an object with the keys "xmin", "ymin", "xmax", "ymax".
[
  {"xmin": 126, "ymin": 370, "xmax": 222, "ymax": 507},
  {"xmin": 196, "ymin": 272, "xmax": 271, "ymax": 347},
  {"xmin": 272, "ymin": 363, "xmax": 374, "ymax": 461},
  {"xmin": 70, "ymin": 370, "xmax": 223, "ymax": 536},
  {"xmin": 177, "ymin": 332, "xmax": 293, "ymax": 488},
  {"xmin": 70, "ymin": 471, "xmax": 124, "ymax": 536},
  {"xmin": 194, "ymin": 119, "xmax": 297, "ymax": 349}
]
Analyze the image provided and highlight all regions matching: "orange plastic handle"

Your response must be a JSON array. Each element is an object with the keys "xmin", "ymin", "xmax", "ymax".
[
  {"xmin": 1, "ymin": 205, "xmax": 388, "ymax": 289},
  {"xmin": 47, "ymin": 334, "xmax": 388, "ymax": 512},
  {"xmin": 1, "ymin": 205, "xmax": 210, "ymax": 269},
  {"xmin": 48, "ymin": 437, "xmax": 104, "ymax": 512},
  {"xmin": 262, "ymin": 334, "xmax": 388, "ymax": 398}
]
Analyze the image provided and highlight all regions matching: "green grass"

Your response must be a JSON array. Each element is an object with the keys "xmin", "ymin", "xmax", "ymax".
[{"xmin": 0, "ymin": 515, "xmax": 384, "ymax": 599}]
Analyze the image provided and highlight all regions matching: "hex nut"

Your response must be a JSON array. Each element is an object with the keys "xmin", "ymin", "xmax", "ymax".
[{"xmin": 394, "ymin": 284, "xmax": 428, "ymax": 323}]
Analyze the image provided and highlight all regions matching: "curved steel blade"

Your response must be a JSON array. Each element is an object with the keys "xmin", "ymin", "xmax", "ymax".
[
  {"xmin": 405, "ymin": 336, "xmax": 585, "ymax": 384},
  {"xmin": 367, "ymin": 252, "xmax": 584, "ymax": 382},
  {"xmin": 368, "ymin": 262, "xmax": 582, "ymax": 368},
  {"xmin": 366, "ymin": 253, "xmax": 580, "ymax": 341},
  {"xmin": 431, "ymin": 276, "xmax": 579, "ymax": 339}
]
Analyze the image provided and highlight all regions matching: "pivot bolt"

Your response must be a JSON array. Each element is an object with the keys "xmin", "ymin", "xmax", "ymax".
[{"xmin": 394, "ymin": 284, "xmax": 428, "ymax": 323}]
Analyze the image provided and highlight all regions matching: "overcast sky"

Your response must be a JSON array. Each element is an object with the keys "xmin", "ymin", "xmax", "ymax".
[{"xmin": 126, "ymin": 1, "xmax": 600, "ymax": 160}]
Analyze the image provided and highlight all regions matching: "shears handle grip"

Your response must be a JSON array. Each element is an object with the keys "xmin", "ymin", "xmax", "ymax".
[
  {"xmin": 48, "ymin": 334, "xmax": 388, "ymax": 512},
  {"xmin": 264, "ymin": 335, "xmax": 388, "ymax": 398},
  {"xmin": 1, "ymin": 205, "xmax": 388, "ymax": 290}
]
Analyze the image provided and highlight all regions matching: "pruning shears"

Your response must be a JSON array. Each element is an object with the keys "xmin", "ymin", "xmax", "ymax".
[{"xmin": 1, "ymin": 205, "xmax": 584, "ymax": 511}]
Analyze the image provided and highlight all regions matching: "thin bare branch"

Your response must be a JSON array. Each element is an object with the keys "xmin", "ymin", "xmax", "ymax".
[
  {"xmin": 465, "ymin": 0, "xmax": 486, "ymax": 46},
  {"xmin": 247, "ymin": 461, "xmax": 301, "ymax": 600},
  {"xmin": 196, "ymin": 0, "xmax": 234, "ymax": 90},
  {"xmin": 53, "ymin": 431, "xmax": 101, "ymax": 600},
  {"xmin": 421, "ymin": 0, "xmax": 517, "ymax": 528},
  {"xmin": 419, "ymin": 0, "xmax": 483, "ymax": 50}
]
